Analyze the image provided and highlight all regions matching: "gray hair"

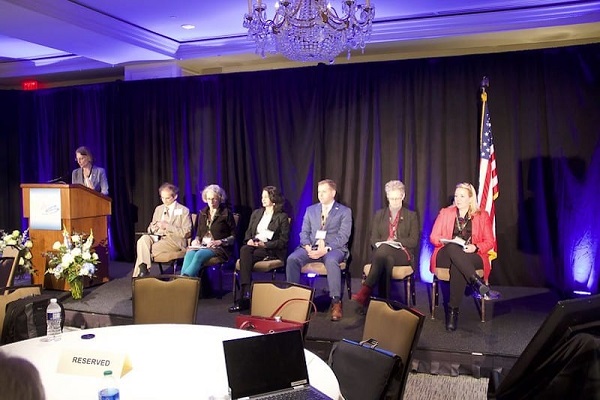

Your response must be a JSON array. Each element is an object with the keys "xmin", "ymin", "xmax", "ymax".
[
  {"xmin": 202, "ymin": 184, "xmax": 227, "ymax": 203},
  {"xmin": 384, "ymin": 180, "xmax": 405, "ymax": 196}
]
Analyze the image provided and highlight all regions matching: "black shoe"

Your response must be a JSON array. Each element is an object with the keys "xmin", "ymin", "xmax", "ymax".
[
  {"xmin": 138, "ymin": 263, "xmax": 149, "ymax": 277},
  {"xmin": 446, "ymin": 307, "xmax": 459, "ymax": 331},
  {"xmin": 228, "ymin": 298, "xmax": 250, "ymax": 313},
  {"xmin": 470, "ymin": 275, "xmax": 490, "ymax": 296}
]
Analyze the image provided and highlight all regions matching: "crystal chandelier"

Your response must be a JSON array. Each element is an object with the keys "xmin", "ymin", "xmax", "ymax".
[{"xmin": 243, "ymin": 0, "xmax": 375, "ymax": 63}]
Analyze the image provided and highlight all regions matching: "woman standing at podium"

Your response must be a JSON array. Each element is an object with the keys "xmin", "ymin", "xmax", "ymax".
[{"xmin": 71, "ymin": 146, "xmax": 109, "ymax": 195}]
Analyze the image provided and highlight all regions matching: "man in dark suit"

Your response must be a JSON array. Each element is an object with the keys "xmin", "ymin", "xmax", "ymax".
[
  {"xmin": 286, "ymin": 179, "xmax": 352, "ymax": 321},
  {"xmin": 133, "ymin": 182, "xmax": 192, "ymax": 277}
]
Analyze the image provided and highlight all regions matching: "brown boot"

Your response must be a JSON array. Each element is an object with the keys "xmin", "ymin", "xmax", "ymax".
[
  {"xmin": 351, "ymin": 284, "xmax": 372, "ymax": 306},
  {"xmin": 331, "ymin": 302, "xmax": 343, "ymax": 321}
]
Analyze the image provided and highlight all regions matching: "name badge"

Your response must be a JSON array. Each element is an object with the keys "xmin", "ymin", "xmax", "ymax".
[
  {"xmin": 316, "ymin": 230, "xmax": 327, "ymax": 240},
  {"xmin": 58, "ymin": 348, "xmax": 132, "ymax": 378},
  {"xmin": 174, "ymin": 209, "xmax": 183, "ymax": 216}
]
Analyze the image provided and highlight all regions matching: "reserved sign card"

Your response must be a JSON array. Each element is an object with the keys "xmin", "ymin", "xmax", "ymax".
[{"xmin": 57, "ymin": 348, "xmax": 132, "ymax": 377}]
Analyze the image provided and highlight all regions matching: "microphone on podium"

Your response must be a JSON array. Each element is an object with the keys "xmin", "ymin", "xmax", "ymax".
[{"xmin": 47, "ymin": 175, "xmax": 67, "ymax": 184}]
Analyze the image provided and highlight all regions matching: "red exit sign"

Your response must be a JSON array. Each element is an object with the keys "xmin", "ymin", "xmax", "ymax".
[{"xmin": 22, "ymin": 80, "xmax": 39, "ymax": 90}]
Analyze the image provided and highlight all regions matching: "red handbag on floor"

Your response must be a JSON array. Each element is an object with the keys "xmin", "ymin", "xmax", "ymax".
[{"xmin": 235, "ymin": 298, "xmax": 316, "ymax": 335}]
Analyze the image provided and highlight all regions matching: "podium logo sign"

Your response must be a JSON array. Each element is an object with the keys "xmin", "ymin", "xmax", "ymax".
[{"xmin": 30, "ymin": 188, "xmax": 61, "ymax": 230}]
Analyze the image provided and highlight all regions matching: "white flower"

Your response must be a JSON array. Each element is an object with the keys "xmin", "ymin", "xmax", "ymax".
[
  {"xmin": 6, "ymin": 239, "xmax": 17, "ymax": 246},
  {"xmin": 82, "ymin": 251, "xmax": 91, "ymax": 260},
  {"xmin": 92, "ymin": 253, "xmax": 99, "ymax": 260},
  {"xmin": 79, "ymin": 263, "xmax": 95, "ymax": 276},
  {"xmin": 19, "ymin": 258, "xmax": 24, "ymax": 265},
  {"xmin": 72, "ymin": 235, "xmax": 81, "ymax": 243},
  {"xmin": 11, "ymin": 230, "xmax": 20, "ymax": 237},
  {"xmin": 61, "ymin": 253, "xmax": 74, "ymax": 267},
  {"xmin": 51, "ymin": 265, "xmax": 63, "ymax": 279},
  {"xmin": 52, "ymin": 241, "xmax": 62, "ymax": 250},
  {"xmin": 24, "ymin": 252, "xmax": 32, "ymax": 259},
  {"xmin": 25, "ymin": 240, "xmax": 33, "ymax": 248},
  {"xmin": 71, "ymin": 247, "xmax": 82, "ymax": 257}
]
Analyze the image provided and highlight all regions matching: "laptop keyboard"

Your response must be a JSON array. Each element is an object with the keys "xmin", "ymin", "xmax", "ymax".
[{"xmin": 260, "ymin": 388, "xmax": 331, "ymax": 400}]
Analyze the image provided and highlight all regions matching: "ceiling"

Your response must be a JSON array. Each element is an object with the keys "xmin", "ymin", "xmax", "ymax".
[{"xmin": 1, "ymin": 0, "xmax": 599, "ymax": 89}]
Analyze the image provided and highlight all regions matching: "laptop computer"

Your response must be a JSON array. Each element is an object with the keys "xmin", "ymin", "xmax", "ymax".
[{"xmin": 223, "ymin": 330, "xmax": 332, "ymax": 399}]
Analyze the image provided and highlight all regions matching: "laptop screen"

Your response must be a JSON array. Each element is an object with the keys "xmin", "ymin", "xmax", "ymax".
[{"xmin": 223, "ymin": 330, "xmax": 310, "ymax": 399}]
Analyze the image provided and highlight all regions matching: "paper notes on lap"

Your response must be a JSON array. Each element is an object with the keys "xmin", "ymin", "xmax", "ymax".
[
  {"xmin": 440, "ymin": 237, "xmax": 467, "ymax": 249},
  {"xmin": 58, "ymin": 348, "xmax": 132, "ymax": 377},
  {"xmin": 375, "ymin": 240, "xmax": 404, "ymax": 249}
]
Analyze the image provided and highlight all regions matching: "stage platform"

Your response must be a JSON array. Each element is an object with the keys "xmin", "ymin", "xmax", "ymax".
[{"xmin": 47, "ymin": 261, "xmax": 559, "ymax": 379}]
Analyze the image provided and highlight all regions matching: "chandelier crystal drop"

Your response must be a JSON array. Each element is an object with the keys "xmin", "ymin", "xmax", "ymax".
[{"xmin": 243, "ymin": 0, "xmax": 375, "ymax": 63}]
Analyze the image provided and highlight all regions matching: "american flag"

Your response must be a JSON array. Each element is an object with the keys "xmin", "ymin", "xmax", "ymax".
[{"xmin": 477, "ymin": 86, "xmax": 498, "ymax": 260}]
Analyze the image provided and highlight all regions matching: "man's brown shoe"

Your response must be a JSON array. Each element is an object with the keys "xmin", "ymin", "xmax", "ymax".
[{"xmin": 331, "ymin": 302, "xmax": 343, "ymax": 321}]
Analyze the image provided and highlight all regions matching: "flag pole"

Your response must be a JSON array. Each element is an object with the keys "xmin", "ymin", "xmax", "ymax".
[{"xmin": 480, "ymin": 76, "xmax": 489, "ymax": 144}]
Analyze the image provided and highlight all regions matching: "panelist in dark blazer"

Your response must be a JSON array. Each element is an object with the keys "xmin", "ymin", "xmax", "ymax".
[
  {"xmin": 352, "ymin": 180, "xmax": 420, "ymax": 306},
  {"xmin": 180, "ymin": 184, "xmax": 236, "ymax": 277},
  {"xmin": 229, "ymin": 186, "xmax": 290, "ymax": 312},
  {"xmin": 71, "ymin": 146, "xmax": 109, "ymax": 195},
  {"xmin": 286, "ymin": 179, "xmax": 352, "ymax": 321}
]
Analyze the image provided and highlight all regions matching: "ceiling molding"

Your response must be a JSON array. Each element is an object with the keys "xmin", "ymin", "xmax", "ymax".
[{"xmin": 0, "ymin": 0, "xmax": 599, "ymax": 88}]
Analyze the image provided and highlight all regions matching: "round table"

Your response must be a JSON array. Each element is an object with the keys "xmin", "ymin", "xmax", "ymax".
[{"xmin": 0, "ymin": 324, "xmax": 340, "ymax": 399}]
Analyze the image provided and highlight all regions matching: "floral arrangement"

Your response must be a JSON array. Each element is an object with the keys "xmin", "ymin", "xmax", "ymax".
[
  {"xmin": 0, "ymin": 229, "xmax": 35, "ymax": 276},
  {"xmin": 45, "ymin": 229, "xmax": 100, "ymax": 299}
]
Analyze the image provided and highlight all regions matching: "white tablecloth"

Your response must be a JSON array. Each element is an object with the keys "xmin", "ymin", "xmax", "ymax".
[{"xmin": 0, "ymin": 324, "xmax": 340, "ymax": 399}]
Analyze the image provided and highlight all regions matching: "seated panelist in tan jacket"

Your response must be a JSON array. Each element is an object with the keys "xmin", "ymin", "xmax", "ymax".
[{"xmin": 133, "ymin": 182, "xmax": 192, "ymax": 277}]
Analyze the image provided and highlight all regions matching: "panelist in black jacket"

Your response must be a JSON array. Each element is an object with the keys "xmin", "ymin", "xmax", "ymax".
[
  {"xmin": 229, "ymin": 186, "xmax": 290, "ymax": 312},
  {"xmin": 352, "ymin": 180, "xmax": 420, "ymax": 306},
  {"xmin": 180, "ymin": 184, "xmax": 236, "ymax": 277}
]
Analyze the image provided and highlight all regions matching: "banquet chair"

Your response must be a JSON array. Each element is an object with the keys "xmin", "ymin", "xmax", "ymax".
[
  {"xmin": 250, "ymin": 281, "xmax": 315, "ymax": 338},
  {"xmin": 362, "ymin": 263, "xmax": 416, "ymax": 306},
  {"xmin": 200, "ymin": 213, "xmax": 239, "ymax": 299},
  {"xmin": 0, "ymin": 285, "xmax": 42, "ymax": 338},
  {"xmin": 431, "ymin": 267, "xmax": 487, "ymax": 322},
  {"xmin": 361, "ymin": 298, "xmax": 425, "ymax": 400},
  {"xmin": 301, "ymin": 261, "xmax": 352, "ymax": 299},
  {"xmin": 152, "ymin": 213, "xmax": 197, "ymax": 275},
  {"xmin": 0, "ymin": 246, "xmax": 23, "ymax": 290},
  {"xmin": 132, "ymin": 275, "xmax": 200, "ymax": 324}
]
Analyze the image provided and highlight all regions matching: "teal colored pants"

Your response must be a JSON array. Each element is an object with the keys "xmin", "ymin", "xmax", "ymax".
[{"xmin": 180, "ymin": 248, "xmax": 216, "ymax": 277}]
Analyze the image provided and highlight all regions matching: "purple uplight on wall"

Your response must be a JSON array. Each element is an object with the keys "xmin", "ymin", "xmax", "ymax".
[
  {"xmin": 419, "ymin": 241, "xmax": 434, "ymax": 283},
  {"xmin": 561, "ymin": 146, "xmax": 600, "ymax": 294},
  {"xmin": 569, "ymin": 231, "xmax": 597, "ymax": 291}
]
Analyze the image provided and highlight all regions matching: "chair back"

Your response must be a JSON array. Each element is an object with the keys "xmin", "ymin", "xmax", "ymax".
[
  {"xmin": 362, "ymin": 297, "xmax": 425, "ymax": 399},
  {"xmin": 0, "ymin": 246, "xmax": 21, "ymax": 289},
  {"xmin": 250, "ymin": 281, "xmax": 315, "ymax": 323},
  {"xmin": 0, "ymin": 285, "xmax": 42, "ymax": 338},
  {"xmin": 132, "ymin": 275, "xmax": 200, "ymax": 324}
]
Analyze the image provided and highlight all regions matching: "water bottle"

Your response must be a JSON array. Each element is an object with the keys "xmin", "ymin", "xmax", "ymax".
[
  {"xmin": 98, "ymin": 370, "xmax": 120, "ymax": 400},
  {"xmin": 46, "ymin": 298, "xmax": 62, "ymax": 341}
]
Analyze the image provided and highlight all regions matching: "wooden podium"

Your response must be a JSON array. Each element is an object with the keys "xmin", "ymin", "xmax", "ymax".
[{"xmin": 21, "ymin": 184, "xmax": 111, "ymax": 290}]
